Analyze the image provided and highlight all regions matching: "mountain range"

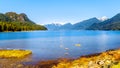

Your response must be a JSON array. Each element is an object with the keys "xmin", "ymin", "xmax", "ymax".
[
  {"xmin": 45, "ymin": 17, "xmax": 101, "ymax": 30},
  {"xmin": 45, "ymin": 13, "xmax": 120, "ymax": 30},
  {"xmin": 45, "ymin": 23, "xmax": 73, "ymax": 30},
  {"xmin": 87, "ymin": 13, "xmax": 120, "ymax": 30},
  {"xmin": 1, "ymin": 12, "xmax": 120, "ymax": 31},
  {"xmin": 72, "ymin": 17, "xmax": 101, "ymax": 30}
]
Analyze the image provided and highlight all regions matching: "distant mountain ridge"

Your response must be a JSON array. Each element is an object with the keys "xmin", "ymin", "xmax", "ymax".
[
  {"xmin": 60, "ymin": 23, "xmax": 73, "ymax": 30},
  {"xmin": 45, "ymin": 17, "xmax": 101, "ymax": 30},
  {"xmin": 45, "ymin": 13, "xmax": 120, "ymax": 30},
  {"xmin": 72, "ymin": 17, "xmax": 100, "ymax": 30},
  {"xmin": 45, "ymin": 23, "xmax": 62, "ymax": 30},
  {"xmin": 87, "ymin": 13, "xmax": 120, "ymax": 30}
]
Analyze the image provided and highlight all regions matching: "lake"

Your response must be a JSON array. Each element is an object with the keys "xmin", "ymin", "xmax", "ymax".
[{"xmin": 0, "ymin": 30, "xmax": 120, "ymax": 62}]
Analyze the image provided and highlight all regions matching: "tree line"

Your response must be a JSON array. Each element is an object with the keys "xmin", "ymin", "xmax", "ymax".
[{"xmin": 0, "ymin": 22, "xmax": 47, "ymax": 32}]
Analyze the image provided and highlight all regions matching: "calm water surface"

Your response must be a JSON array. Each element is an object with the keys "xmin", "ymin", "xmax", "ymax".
[{"xmin": 0, "ymin": 30, "xmax": 120, "ymax": 62}]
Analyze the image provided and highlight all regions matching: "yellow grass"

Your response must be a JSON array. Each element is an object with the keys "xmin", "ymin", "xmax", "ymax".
[{"xmin": 0, "ymin": 49, "xmax": 32, "ymax": 58}]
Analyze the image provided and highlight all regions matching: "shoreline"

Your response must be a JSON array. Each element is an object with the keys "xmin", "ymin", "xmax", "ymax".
[
  {"xmin": 33, "ymin": 48, "xmax": 120, "ymax": 68},
  {"xmin": 53, "ymin": 48, "xmax": 120, "ymax": 68},
  {"xmin": 0, "ymin": 48, "xmax": 119, "ymax": 68}
]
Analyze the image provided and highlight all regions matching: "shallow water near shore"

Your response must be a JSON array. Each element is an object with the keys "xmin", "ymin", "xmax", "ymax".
[{"xmin": 0, "ymin": 30, "xmax": 120, "ymax": 63}]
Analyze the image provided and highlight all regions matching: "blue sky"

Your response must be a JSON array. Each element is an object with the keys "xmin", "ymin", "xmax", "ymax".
[{"xmin": 0, "ymin": 0, "xmax": 120, "ymax": 24}]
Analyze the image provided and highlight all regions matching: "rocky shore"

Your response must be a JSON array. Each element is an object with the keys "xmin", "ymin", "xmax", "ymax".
[{"xmin": 53, "ymin": 48, "xmax": 120, "ymax": 68}]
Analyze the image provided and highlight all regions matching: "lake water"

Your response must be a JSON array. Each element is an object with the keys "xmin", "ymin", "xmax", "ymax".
[{"xmin": 0, "ymin": 30, "xmax": 120, "ymax": 62}]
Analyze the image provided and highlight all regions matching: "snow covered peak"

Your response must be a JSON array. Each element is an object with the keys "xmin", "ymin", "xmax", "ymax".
[
  {"xmin": 98, "ymin": 16, "xmax": 108, "ymax": 21},
  {"xmin": 51, "ymin": 23, "xmax": 62, "ymax": 26}
]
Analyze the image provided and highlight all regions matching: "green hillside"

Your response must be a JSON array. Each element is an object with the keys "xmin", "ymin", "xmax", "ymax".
[{"xmin": 0, "ymin": 12, "xmax": 47, "ymax": 32}]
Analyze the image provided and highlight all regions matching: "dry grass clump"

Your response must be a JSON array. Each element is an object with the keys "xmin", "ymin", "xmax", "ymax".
[{"xmin": 0, "ymin": 49, "xmax": 32, "ymax": 58}]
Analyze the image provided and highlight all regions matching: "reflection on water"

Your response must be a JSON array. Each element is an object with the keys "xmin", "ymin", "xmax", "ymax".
[{"xmin": 0, "ymin": 31, "xmax": 120, "ymax": 61}]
